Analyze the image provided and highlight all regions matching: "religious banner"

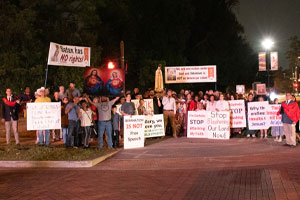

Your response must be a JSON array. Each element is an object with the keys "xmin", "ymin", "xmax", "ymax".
[
  {"xmin": 270, "ymin": 52, "xmax": 278, "ymax": 71},
  {"xmin": 187, "ymin": 111, "xmax": 208, "ymax": 138},
  {"xmin": 144, "ymin": 114, "xmax": 165, "ymax": 138},
  {"xmin": 131, "ymin": 99, "xmax": 154, "ymax": 115},
  {"xmin": 236, "ymin": 85, "xmax": 245, "ymax": 95},
  {"xmin": 48, "ymin": 42, "xmax": 90, "ymax": 67},
  {"xmin": 123, "ymin": 115, "xmax": 145, "ymax": 149},
  {"xmin": 258, "ymin": 52, "xmax": 266, "ymax": 71},
  {"xmin": 165, "ymin": 66, "xmax": 217, "ymax": 84},
  {"xmin": 207, "ymin": 111, "xmax": 230, "ymax": 139},
  {"xmin": 228, "ymin": 100, "xmax": 246, "ymax": 128},
  {"xmin": 27, "ymin": 102, "xmax": 61, "ymax": 130},
  {"xmin": 247, "ymin": 101, "xmax": 269, "ymax": 130},
  {"xmin": 256, "ymin": 83, "xmax": 267, "ymax": 95},
  {"xmin": 83, "ymin": 67, "xmax": 125, "ymax": 97},
  {"xmin": 267, "ymin": 104, "xmax": 282, "ymax": 126}
]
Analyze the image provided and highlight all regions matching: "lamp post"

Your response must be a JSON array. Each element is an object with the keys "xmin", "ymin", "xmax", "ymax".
[{"xmin": 261, "ymin": 38, "xmax": 274, "ymax": 95}]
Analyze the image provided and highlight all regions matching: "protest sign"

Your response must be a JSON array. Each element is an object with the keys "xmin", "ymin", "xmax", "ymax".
[
  {"xmin": 165, "ymin": 66, "xmax": 216, "ymax": 84},
  {"xmin": 207, "ymin": 111, "xmax": 230, "ymax": 139},
  {"xmin": 27, "ymin": 102, "xmax": 61, "ymax": 130},
  {"xmin": 228, "ymin": 100, "xmax": 246, "ymax": 128},
  {"xmin": 48, "ymin": 42, "xmax": 90, "ymax": 67},
  {"xmin": 236, "ymin": 85, "xmax": 245, "ymax": 94},
  {"xmin": 256, "ymin": 84, "xmax": 267, "ymax": 95},
  {"xmin": 131, "ymin": 99, "xmax": 154, "ymax": 115},
  {"xmin": 124, "ymin": 115, "xmax": 145, "ymax": 149},
  {"xmin": 247, "ymin": 101, "xmax": 269, "ymax": 130},
  {"xmin": 83, "ymin": 67, "xmax": 125, "ymax": 97},
  {"xmin": 267, "ymin": 104, "xmax": 282, "ymax": 126},
  {"xmin": 187, "ymin": 111, "xmax": 207, "ymax": 138},
  {"xmin": 144, "ymin": 114, "xmax": 165, "ymax": 138}
]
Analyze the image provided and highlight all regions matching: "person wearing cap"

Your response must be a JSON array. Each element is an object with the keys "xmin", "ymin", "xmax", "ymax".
[
  {"xmin": 66, "ymin": 82, "xmax": 81, "ymax": 102},
  {"xmin": 35, "ymin": 87, "xmax": 52, "ymax": 146}
]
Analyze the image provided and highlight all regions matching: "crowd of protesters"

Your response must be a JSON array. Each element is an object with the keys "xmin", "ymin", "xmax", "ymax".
[{"xmin": 2, "ymin": 83, "xmax": 300, "ymax": 149}]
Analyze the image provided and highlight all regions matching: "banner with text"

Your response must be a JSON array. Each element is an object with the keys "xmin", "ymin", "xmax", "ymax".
[
  {"xmin": 229, "ymin": 100, "xmax": 246, "ymax": 128},
  {"xmin": 267, "ymin": 104, "xmax": 282, "ymax": 126},
  {"xmin": 144, "ymin": 114, "xmax": 165, "ymax": 138},
  {"xmin": 48, "ymin": 42, "xmax": 91, "ymax": 67},
  {"xmin": 27, "ymin": 102, "xmax": 61, "ymax": 130},
  {"xmin": 187, "ymin": 111, "xmax": 207, "ymax": 138},
  {"xmin": 131, "ymin": 99, "xmax": 154, "ymax": 115},
  {"xmin": 207, "ymin": 111, "xmax": 230, "ymax": 139},
  {"xmin": 247, "ymin": 101, "xmax": 269, "ymax": 130},
  {"xmin": 165, "ymin": 66, "xmax": 217, "ymax": 84},
  {"xmin": 124, "ymin": 115, "xmax": 145, "ymax": 149}
]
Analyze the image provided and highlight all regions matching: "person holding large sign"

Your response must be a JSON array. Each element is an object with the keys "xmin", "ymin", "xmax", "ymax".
[
  {"xmin": 270, "ymin": 98, "xmax": 284, "ymax": 142},
  {"xmin": 279, "ymin": 93, "xmax": 300, "ymax": 147},
  {"xmin": 258, "ymin": 96, "xmax": 268, "ymax": 139},
  {"xmin": 162, "ymin": 89, "xmax": 177, "ymax": 138},
  {"xmin": 35, "ymin": 87, "xmax": 52, "ymax": 146},
  {"xmin": 246, "ymin": 94, "xmax": 256, "ymax": 138}
]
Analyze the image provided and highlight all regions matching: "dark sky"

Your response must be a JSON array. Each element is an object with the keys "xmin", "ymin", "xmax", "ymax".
[{"xmin": 235, "ymin": 0, "xmax": 300, "ymax": 69}]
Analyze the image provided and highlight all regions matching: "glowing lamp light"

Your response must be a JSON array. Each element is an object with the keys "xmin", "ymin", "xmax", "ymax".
[
  {"xmin": 262, "ymin": 38, "xmax": 274, "ymax": 50},
  {"xmin": 270, "ymin": 92, "xmax": 277, "ymax": 101},
  {"xmin": 107, "ymin": 61, "xmax": 115, "ymax": 69}
]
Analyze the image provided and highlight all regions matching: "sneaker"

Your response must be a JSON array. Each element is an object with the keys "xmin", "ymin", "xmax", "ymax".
[
  {"xmin": 274, "ymin": 138, "xmax": 278, "ymax": 142},
  {"xmin": 247, "ymin": 134, "xmax": 250, "ymax": 138},
  {"xmin": 252, "ymin": 135, "xmax": 256, "ymax": 138},
  {"xmin": 277, "ymin": 138, "xmax": 282, "ymax": 142},
  {"xmin": 264, "ymin": 135, "xmax": 268, "ymax": 139}
]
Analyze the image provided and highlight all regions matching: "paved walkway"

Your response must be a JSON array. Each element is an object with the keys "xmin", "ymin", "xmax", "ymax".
[{"xmin": 1, "ymin": 137, "xmax": 300, "ymax": 200}]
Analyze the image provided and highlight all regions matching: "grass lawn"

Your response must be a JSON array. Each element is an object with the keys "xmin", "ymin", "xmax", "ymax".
[{"xmin": 0, "ymin": 144, "xmax": 112, "ymax": 161}]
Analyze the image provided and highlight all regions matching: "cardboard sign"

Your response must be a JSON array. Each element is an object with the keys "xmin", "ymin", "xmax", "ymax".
[
  {"xmin": 207, "ymin": 111, "xmax": 230, "ymax": 139},
  {"xmin": 144, "ymin": 114, "xmax": 165, "ymax": 138},
  {"xmin": 247, "ymin": 101, "xmax": 269, "ymax": 130},
  {"xmin": 236, "ymin": 85, "xmax": 245, "ymax": 94},
  {"xmin": 165, "ymin": 66, "xmax": 217, "ymax": 83},
  {"xmin": 228, "ymin": 100, "xmax": 246, "ymax": 128},
  {"xmin": 123, "ymin": 115, "xmax": 145, "ymax": 149},
  {"xmin": 187, "ymin": 111, "xmax": 207, "ymax": 138},
  {"xmin": 267, "ymin": 104, "xmax": 282, "ymax": 126},
  {"xmin": 48, "ymin": 42, "xmax": 90, "ymax": 67},
  {"xmin": 131, "ymin": 99, "xmax": 154, "ymax": 115},
  {"xmin": 27, "ymin": 102, "xmax": 61, "ymax": 130}
]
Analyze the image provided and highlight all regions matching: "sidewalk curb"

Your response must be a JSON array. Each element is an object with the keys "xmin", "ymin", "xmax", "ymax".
[{"xmin": 0, "ymin": 150, "xmax": 119, "ymax": 168}]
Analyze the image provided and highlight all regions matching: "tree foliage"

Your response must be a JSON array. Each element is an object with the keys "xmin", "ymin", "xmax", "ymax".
[{"xmin": 0, "ymin": 0, "xmax": 257, "ymax": 96}]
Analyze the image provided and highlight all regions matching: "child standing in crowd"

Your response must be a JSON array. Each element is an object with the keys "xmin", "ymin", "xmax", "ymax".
[
  {"xmin": 258, "ymin": 96, "xmax": 268, "ymax": 139},
  {"xmin": 111, "ymin": 105, "xmax": 121, "ymax": 148},
  {"xmin": 271, "ymin": 98, "xmax": 284, "ymax": 142},
  {"xmin": 78, "ymin": 101, "xmax": 94, "ymax": 148},
  {"xmin": 61, "ymin": 97, "xmax": 69, "ymax": 144},
  {"xmin": 138, "ymin": 99, "xmax": 150, "ymax": 115},
  {"xmin": 195, "ymin": 102, "xmax": 204, "ymax": 111}
]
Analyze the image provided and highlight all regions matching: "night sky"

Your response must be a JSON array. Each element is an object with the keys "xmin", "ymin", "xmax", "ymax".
[{"xmin": 235, "ymin": 0, "xmax": 300, "ymax": 69}]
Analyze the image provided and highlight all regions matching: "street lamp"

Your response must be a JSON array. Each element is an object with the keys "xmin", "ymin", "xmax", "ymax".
[{"xmin": 261, "ymin": 38, "xmax": 274, "ymax": 94}]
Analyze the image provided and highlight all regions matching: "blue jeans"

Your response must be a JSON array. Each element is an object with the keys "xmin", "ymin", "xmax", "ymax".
[
  {"xmin": 38, "ymin": 130, "xmax": 50, "ymax": 145},
  {"xmin": 67, "ymin": 120, "xmax": 80, "ymax": 147},
  {"xmin": 98, "ymin": 121, "xmax": 113, "ymax": 148},
  {"xmin": 62, "ymin": 128, "xmax": 68, "ymax": 144}
]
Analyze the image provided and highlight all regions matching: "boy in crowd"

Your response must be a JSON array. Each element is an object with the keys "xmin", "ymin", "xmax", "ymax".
[{"xmin": 111, "ymin": 105, "xmax": 121, "ymax": 148}]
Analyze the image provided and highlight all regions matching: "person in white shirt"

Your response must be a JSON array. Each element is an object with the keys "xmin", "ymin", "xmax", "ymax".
[
  {"xmin": 162, "ymin": 89, "xmax": 177, "ymax": 138},
  {"xmin": 216, "ymin": 94, "xmax": 229, "ymax": 111},
  {"xmin": 206, "ymin": 95, "xmax": 217, "ymax": 111},
  {"xmin": 78, "ymin": 101, "xmax": 95, "ymax": 148}
]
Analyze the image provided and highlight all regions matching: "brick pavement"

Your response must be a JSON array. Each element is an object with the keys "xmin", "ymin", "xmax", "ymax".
[{"xmin": 1, "ymin": 138, "xmax": 300, "ymax": 200}]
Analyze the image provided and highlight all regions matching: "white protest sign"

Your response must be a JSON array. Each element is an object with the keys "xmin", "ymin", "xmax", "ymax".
[
  {"xmin": 48, "ymin": 42, "xmax": 91, "ymax": 67},
  {"xmin": 187, "ymin": 111, "xmax": 207, "ymax": 138},
  {"xmin": 229, "ymin": 100, "xmax": 246, "ymax": 128},
  {"xmin": 207, "ymin": 111, "xmax": 230, "ymax": 139},
  {"xmin": 267, "ymin": 104, "xmax": 282, "ymax": 126},
  {"xmin": 27, "ymin": 102, "xmax": 61, "ymax": 130},
  {"xmin": 124, "ymin": 115, "xmax": 145, "ymax": 149},
  {"xmin": 144, "ymin": 114, "xmax": 165, "ymax": 138},
  {"xmin": 165, "ymin": 66, "xmax": 217, "ymax": 83},
  {"xmin": 131, "ymin": 99, "xmax": 154, "ymax": 115},
  {"xmin": 247, "ymin": 101, "xmax": 269, "ymax": 130}
]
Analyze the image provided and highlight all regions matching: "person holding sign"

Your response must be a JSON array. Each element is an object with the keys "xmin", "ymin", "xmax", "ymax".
[
  {"xmin": 85, "ymin": 95, "xmax": 120, "ymax": 149},
  {"xmin": 246, "ymin": 94, "xmax": 256, "ymax": 138},
  {"xmin": 162, "ymin": 89, "xmax": 177, "ymax": 138},
  {"xmin": 206, "ymin": 95, "xmax": 217, "ymax": 111},
  {"xmin": 35, "ymin": 87, "xmax": 51, "ymax": 146},
  {"xmin": 258, "ymin": 96, "xmax": 268, "ymax": 139},
  {"xmin": 279, "ymin": 92, "xmax": 300, "ymax": 147},
  {"xmin": 216, "ymin": 94, "xmax": 229, "ymax": 111},
  {"xmin": 271, "ymin": 98, "xmax": 284, "ymax": 142}
]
